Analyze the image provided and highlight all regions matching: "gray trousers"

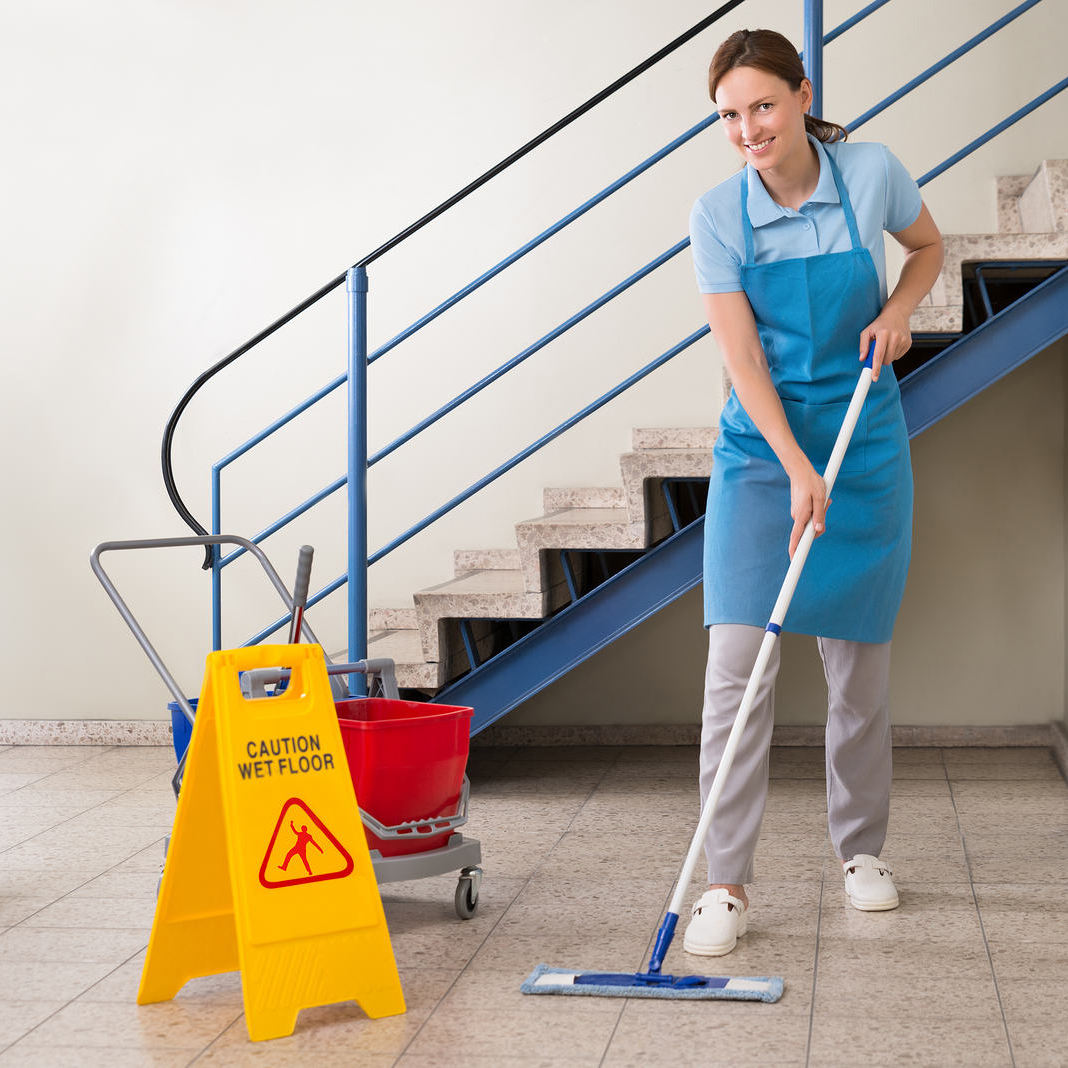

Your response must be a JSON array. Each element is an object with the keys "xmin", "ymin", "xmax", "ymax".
[{"xmin": 700, "ymin": 624, "xmax": 893, "ymax": 885}]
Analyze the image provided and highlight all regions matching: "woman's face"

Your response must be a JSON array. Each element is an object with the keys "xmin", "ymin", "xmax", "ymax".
[{"xmin": 714, "ymin": 65, "xmax": 812, "ymax": 173}]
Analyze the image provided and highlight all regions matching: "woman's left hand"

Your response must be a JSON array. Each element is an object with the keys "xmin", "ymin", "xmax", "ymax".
[{"xmin": 859, "ymin": 306, "xmax": 912, "ymax": 382}]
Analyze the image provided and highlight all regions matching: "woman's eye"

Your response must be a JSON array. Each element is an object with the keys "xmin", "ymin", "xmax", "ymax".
[{"xmin": 759, "ymin": 102, "xmax": 773, "ymax": 111}]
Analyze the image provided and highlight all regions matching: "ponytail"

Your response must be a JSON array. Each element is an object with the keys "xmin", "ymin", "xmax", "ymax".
[{"xmin": 805, "ymin": 114, "xmax": 848, "ymax": 144}]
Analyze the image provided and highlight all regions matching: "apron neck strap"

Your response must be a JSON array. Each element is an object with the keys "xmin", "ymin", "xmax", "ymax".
[
  {"xmin": 740, "ymin": 169, "xmax": 755, "ymax": 265},
  {"xmin": 823, "ymin": 147, "xmax": 863, "ymax": 251},
  {"xmin": 739, "ymin": 144, "xmax": 863, "ymax": 264}
]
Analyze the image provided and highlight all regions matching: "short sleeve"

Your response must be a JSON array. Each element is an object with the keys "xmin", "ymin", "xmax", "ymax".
[
  {"xmin": 882, "ymin": 146, "xmax": 922, "ymax": 233},
  {"xmin": 689, "ymin": 198, "xmax": 743, "ymax": 293}
]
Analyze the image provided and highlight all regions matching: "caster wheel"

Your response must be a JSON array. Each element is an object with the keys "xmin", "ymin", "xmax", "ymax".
[{"xmin": 454, "ymin": 866, "xmax": 482, "ymax": 920}]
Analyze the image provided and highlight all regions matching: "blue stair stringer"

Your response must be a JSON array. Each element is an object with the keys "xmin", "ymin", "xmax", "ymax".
[{"xmin": 436, "ymin": 265, "xmax": 1068, "ymax": 733}]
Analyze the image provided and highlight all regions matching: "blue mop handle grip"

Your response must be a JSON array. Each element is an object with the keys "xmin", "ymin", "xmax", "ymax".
[
  {"xmin": 646, "ymin": 912, "xmax": 678, "ymax": 974},
  {"xmin": 863, "ymin": 337, "xmax": 875, "ymax": 370}
]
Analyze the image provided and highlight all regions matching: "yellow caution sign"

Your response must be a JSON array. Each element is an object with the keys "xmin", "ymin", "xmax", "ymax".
[{"xmin": 137, "ymin": 644, "xmax": 405, "ymax": 1042}]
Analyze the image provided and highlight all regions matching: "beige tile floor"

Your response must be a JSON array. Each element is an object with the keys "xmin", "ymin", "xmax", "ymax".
[{"xmin": 1, "ymin": 742, "xmax": 1066, "ymax": 1066}]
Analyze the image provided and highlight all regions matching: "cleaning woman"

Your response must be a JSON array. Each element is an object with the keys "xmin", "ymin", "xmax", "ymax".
[{"xmin": 684, "ymin": 28, "xmax": 944, "ymax": 956}]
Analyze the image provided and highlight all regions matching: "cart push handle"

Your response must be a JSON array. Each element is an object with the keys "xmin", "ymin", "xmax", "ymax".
[
  {"xmin": 242, "ymin": 659, "xmax": 400, "ymax": 701},
  {"xmin": 90, "ymin": 535, "xmax": 344, "ymax": 797}
]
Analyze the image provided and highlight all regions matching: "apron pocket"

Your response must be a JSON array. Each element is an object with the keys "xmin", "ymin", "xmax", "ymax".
[{"xmin": 781, "ymin": 397, "xmax": 868, "ymax": 475}]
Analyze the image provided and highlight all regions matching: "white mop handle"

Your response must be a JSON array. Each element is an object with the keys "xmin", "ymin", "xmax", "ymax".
[{"xmin": 668, "ymin": 360, "xmax": 875, "ymax": 917}]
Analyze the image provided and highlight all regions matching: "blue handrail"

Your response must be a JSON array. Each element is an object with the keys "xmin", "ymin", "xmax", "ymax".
[
  {"xmin": 366, "ymin": 325, "xmax": 711, "ymax": 567},
  {"xmin": 917, "ymin": 77, "xmax": 1068, "ymax": 187},
  {"xmin": 823, "ymin": 0, "xmax": 893, "ymax": 44},
  {"xmin": 369, "ymin": 240, "xmax": 691, "ymax": 468},
  {"xmin": 847, "ymin": 0, "xmax": 1044, "ymax": 132},
  {"xmin": 212, "ymin": 236, "xmax": 690, "ymax": 574},
  {"xmin": 201, "ymin": 0, "xmax": 1064, "ymax": 676},
  {"xmin": 366, "ymin": 122, "xmax": 717, "ymax": 369},
  {"xmin": 239, "ymin": 323, "xmax": 712, "ymax": 650},
  {"xmin": 205, "ymin": 0, "xmax": 897, "ymax": 531}
]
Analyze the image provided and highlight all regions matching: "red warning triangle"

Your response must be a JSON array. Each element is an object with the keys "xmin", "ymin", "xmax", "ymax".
[{"xmin": 259, "ymin": 797, "xmax": 355, "ymax": 889}]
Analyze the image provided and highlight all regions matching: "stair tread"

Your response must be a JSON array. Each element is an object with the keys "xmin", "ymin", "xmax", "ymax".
[
  {"xmin": 417, "ymin": 568, "xmax": 528, "ymax": 597},
  {"xmin": 453, "ymin": 548, "xmax": 522, "ymax": 571},
  {"xmin": 366, "ymin": 627, "xmax": 426, "ymax": 661},
  {"xmin": 520, "ymin": 506, "xmax": 634, "ymax": 527},
  {"xmin": 620, "ymin": 448, "xmax": 714, "ymax": 459},
  {"xmin": 544, "ymin": 487, "xmax": 626, "ymax": 509},
  {"xmin": 632, "ymin": 427, "xmax": 718, "ymax": 450}
]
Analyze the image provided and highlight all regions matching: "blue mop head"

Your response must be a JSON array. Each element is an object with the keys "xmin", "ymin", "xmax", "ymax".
[{"xmin": 520, "ymin": 964, "xmax": 783, "ymax": 1002}]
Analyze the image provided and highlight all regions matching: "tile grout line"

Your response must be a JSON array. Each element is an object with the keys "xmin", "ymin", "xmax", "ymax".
[
  {"xmin": 599, "ymin": 747, "xmax": 700, "ymax": 1067},
  {"xmin": 943, "ymin": 749, "xmax": 1017, "ymax": 1068},
  {"xmin": 804, "ymin": 850, "xmax": 826, "ymax": 1068},
  {"xmin": 392, "ymin": 745, "xmax": 630, "ymax": 1065}
]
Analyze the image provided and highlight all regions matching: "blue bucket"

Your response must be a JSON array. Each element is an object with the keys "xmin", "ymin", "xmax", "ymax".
[{"xmin": 167, "ymin": 699, "xmax": 198, "ymax": 762}]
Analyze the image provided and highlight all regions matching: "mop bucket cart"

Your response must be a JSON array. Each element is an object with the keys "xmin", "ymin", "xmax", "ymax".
[
  {"xmin": 90, "ymin": 534, "xmax": 483, "ymax": 919},
  {"xmin": 248, "ymin": 662, "xmax": 484, "ymax": 919}
]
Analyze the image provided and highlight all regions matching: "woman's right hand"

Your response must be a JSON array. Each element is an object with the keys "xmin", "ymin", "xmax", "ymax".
[{"xmin": 788, "ymin": 461, "xmax": 829, "ymax": 559}]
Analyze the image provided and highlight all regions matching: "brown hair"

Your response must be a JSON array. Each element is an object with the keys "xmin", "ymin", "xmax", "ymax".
[{"xmin": 709, "ymin": 28, "xmax": 847, "ymax": 144}]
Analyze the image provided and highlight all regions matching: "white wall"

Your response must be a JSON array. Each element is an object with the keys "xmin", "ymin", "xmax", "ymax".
[{"xmin": 3, "ymin": 0, "xmax": 1067, "ymax": 722}]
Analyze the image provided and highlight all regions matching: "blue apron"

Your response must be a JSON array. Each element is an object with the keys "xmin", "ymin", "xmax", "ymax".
[{"xmin": 703, "ymin": 151, "xmax": 912, "ymax": 643}]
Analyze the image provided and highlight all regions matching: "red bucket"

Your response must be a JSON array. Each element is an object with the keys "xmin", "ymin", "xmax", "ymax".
[{"xmin": 335, "ymin": 697, "xmax": 473, "ymax": 857}]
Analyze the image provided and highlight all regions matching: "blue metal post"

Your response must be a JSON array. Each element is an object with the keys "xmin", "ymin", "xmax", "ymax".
[
  {"xmin": 347, "ymin": 266, "xmax": 369, "ymax": 697},
  {"xmin": 803, "ymin": 0, "xmax": 823, "ymax": 118},
  {"xmin": 211, "ymin": 466, "xmax": 223, "ymax": 650}
]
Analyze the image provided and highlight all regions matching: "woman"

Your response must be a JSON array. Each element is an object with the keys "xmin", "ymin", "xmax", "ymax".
[{"xmin": 685, "ymin": 28, "xmax": 944, "ymax": 957}]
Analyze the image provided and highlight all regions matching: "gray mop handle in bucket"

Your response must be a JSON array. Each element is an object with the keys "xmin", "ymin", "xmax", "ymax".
[
  {"xmin": 288, "ymin": 545, "xmax": 314, "ymax": 644},
  {"xmin": 651, "ymin": 344, "xmax": 877, "ymax": 970}
]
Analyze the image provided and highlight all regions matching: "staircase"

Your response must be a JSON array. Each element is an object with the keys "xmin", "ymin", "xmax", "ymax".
[
  {"xmin": 362, "ymin": 161, "xmax": 1068, "ymax": 720},
  {"xmin": 912, "ymin": 159, "xmax": 1068, "ymax": 334},
  {"xmin": 365, "ymin": 427, "xmax": 717, "ymax": 693}
]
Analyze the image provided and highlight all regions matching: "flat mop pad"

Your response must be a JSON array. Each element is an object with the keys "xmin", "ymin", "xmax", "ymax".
[{"xmin": 521, "ymin": 964, "xmax": 783, "ymax": 1002}]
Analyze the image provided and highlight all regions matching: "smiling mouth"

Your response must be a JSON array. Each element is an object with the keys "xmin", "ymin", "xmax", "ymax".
[{"xmin": 745, "ymin": 138, "xmax": 774, "ymax": 153}]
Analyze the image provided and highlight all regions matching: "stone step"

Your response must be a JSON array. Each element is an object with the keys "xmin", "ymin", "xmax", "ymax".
[
  {"xmin": 335, "ymin": 629, "xmax": 445, "ymax": 693},
  {"xmin": 928, "ymin": 231, "xmax": 1068, "ymax": 308},
  {"xmin": 911, "ymin": 305, "xmax": 962, "ymax": 333},
  {"xmin": 1019, "ymin": 160, "xmax": 1068, "ymax": 234},
  {"xmin": 997, "ymin": 174, "xmax": 1030, "ymax": 234},
  {"xmin": 516, "ymin": 506, "xmax": 645, "ymax": 592},
  {"xmin": 453, "ymin": 548, "xmax": 522, "ymax": 572},
  {"xmin": 368, "ymin": 607, "xmax": 417, "ymax": 632},
  {"xmin": 543, "ymin": 486, "xmax": 626, "ymax": 511},
  {"xmin": 619, "ymin": 447, "xmax": 715, "ymax": 525},
  {"xmin": 632, "ymin": 427, "xmax": 718, "ymax": 450},
  {"xmin": 414, "ymin": 568, "xmax": 550, "ymax": 662}
]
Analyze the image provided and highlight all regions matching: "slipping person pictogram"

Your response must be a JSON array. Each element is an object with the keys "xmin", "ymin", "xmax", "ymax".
[
  {"xmin": 278, "ymin": 821, "xmax": 323, "ymax": 876},
  {"xmin": 259, "ymin": 797, "xmax": 355, "ymax": 889}
]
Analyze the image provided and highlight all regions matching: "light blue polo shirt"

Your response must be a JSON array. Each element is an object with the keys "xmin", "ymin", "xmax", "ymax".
[{"xmin": 689, "ymin": 136, "xmax": 922, "ymax": 303}]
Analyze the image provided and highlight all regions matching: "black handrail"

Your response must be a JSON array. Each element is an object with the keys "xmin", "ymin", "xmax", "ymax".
[{"xmin": 161, "ymin": 0, "xmax": 748, "ymax": 565}]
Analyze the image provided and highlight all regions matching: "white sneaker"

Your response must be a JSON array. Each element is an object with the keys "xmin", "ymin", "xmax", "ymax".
[
  {"xmin": 842, "ymin": 854, "xmax": 899, "ymax": 911},
  {"xmin": 682, "ymin": 888, "xmax": 748, "ymax": 956}
]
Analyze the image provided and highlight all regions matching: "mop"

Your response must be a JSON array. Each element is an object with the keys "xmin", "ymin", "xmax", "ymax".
[{"xmin": 522, "ymin": 344, "xmax": 878, "ymax": 1002}]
